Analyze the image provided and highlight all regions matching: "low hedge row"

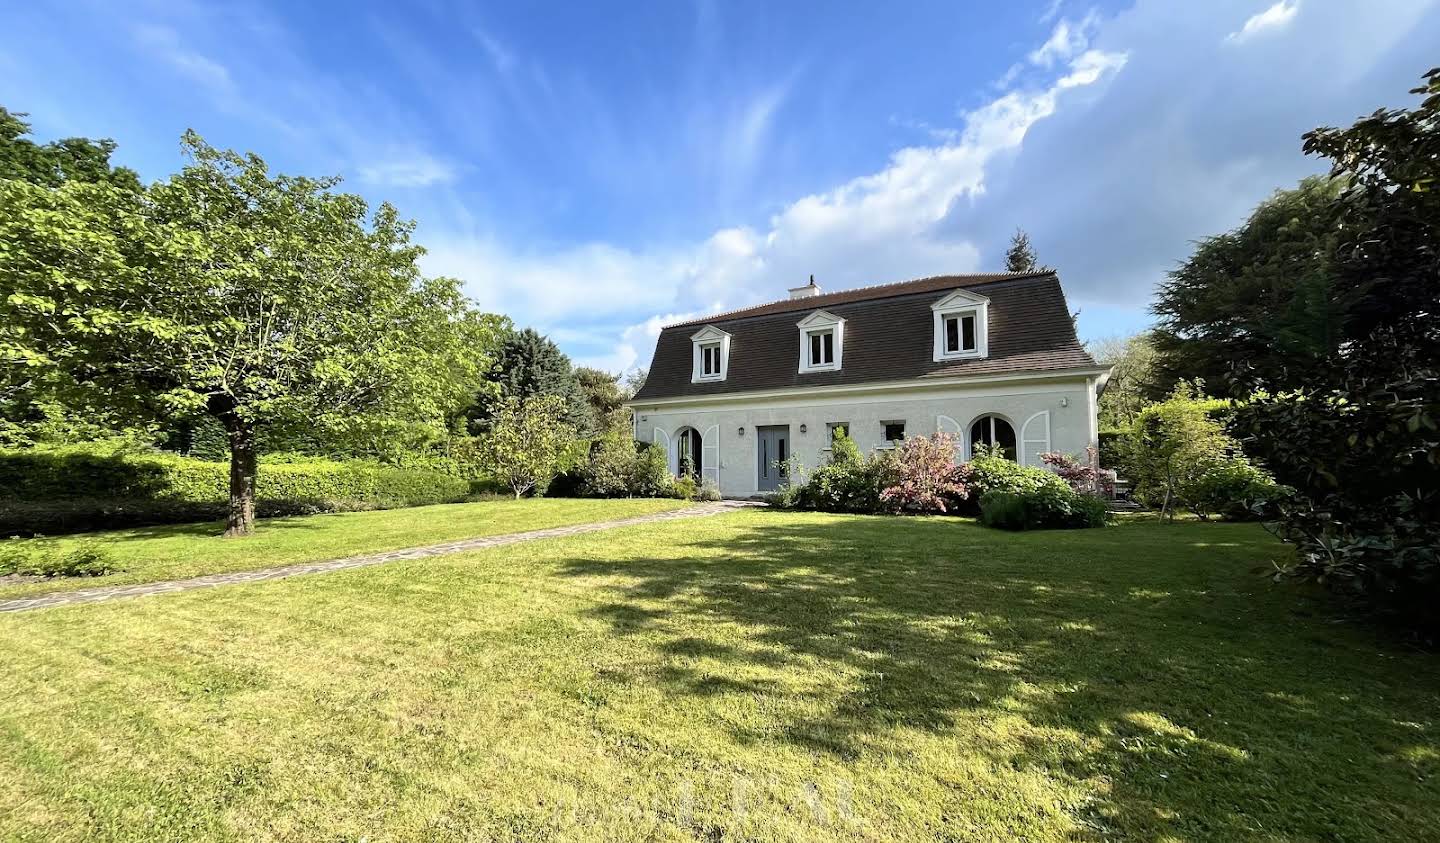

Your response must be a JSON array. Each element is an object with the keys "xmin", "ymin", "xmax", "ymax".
[{"xmin": 0, "ymin": 446, "xmax": 470, "ymax": 535}]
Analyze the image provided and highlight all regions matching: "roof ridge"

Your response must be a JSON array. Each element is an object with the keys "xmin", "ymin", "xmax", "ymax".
[{"xmin": 665, "ymin": 271, "xmax": 1056, "ymax": 329}]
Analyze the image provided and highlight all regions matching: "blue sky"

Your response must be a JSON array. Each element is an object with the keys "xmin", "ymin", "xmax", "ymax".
[{"xmin": 3, "ymin": 0, "xmax": 1437, "ymax": 373}]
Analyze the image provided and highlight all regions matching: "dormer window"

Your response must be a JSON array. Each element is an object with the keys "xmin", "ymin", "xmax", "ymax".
[
  {"xmin": 797, "ymin": 310, "xmax": 844, "ymax": 374},
  {"xmin": 931, "ymin": 290, "xmax": 990, "ymax": 361},
  {"xmin": 690, "ymin": 325, "xmax": 731, "ymax": 383}
]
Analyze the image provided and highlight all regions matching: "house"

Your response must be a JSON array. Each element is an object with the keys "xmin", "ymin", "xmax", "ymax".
[{"xmin": 627, "ymin": 271, "xmax": 1109, "ymax": 497}]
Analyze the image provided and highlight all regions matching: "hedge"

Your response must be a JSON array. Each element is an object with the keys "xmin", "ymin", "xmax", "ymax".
[{"xmin": 0, "ymin": 446, "xmax": 469, "ymax": 535}]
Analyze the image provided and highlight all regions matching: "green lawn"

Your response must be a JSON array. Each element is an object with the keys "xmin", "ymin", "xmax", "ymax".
[
  {"xmin": 0, "ymin": 497, "xmax": 687, "ymax": 600},
  {"xmin": 1, "ymin": 511, "xmax": 1436, "ymax": 841}
]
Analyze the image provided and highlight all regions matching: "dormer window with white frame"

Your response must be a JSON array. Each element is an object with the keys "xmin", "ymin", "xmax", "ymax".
[
  {"xmin": 690, "ymin": 325, "xmax": 731, "ymax": 383},
  {"xmin": 796, "ymin": 310, "xmax": 844, "ymax": 374},
  {"xmin": 931, "ymin": 289, "xmax": 990, "ymax": 361}
]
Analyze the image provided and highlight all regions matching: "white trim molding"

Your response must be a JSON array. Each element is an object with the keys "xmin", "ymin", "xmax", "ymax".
[
  {"xmin": 931, "ymin": 289, "xmax": 990, "ymax": 362},
  {"xmin": 936, "ymin": 414, "xmax": 964, "ymax": 457},
  {"xmin": 690, "ymin": 325, "xmax": 732, "ymax": 384},
  {"xmin": 796, "ymin": 310, "xmax": 845, "ymax": 374}
]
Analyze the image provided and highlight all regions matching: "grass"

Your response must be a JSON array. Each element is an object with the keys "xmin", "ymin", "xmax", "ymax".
[
  {"xmin": 1, "ymin": 510, "xmax": 1436, "ymax": 841},
  {"xmin": 0, "ymin": 497, "xmax": 687, "ymax": 600}
]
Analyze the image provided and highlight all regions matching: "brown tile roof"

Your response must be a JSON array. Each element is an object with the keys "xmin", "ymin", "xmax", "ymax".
[{"xmin": 632, "ymin": 272, "xmax": 1099, "ymax": 402}]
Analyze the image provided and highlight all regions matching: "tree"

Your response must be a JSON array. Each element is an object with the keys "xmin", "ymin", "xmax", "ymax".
[
  {"xmin": 1004, "ymin": 228, "xmax": 1051, "ymax": 273},
  {"xmin": 1233, "ymin": 68, "xmax": 1440, "ymax": 637},
  {"xmin": 472, "ymin": 328, "xmax": 593, "ymax": 435},
  {"xmin": 479, "ymin": 395, "xmax": 578, "ymax": 498},
  {"xmin": 1091, "ymin": 332, "xmax": 1162, "ymax": 428},
  {"xmin": 0, "ymin": 107, "xmax": 140, "ymax": 191},
  {"xmin": 1119, "ymin": 382, "xmax": 1233, "ymax": 520},
  {"xmin": 575, "ymin": 366, "xmax": 628, "ymax": 433},
  {"xmin": 1151, "ymin": 176, "xmax": 1350, "ymax": 397},
  {"xmin": 1, "ymin": 131, "xmax": 496, "ymax": 536}
]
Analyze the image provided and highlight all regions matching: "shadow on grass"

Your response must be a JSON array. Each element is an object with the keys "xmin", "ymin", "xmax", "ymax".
[{"xmin": 558, "ymin": 512, "xmax": 1439, "ymax": 840}]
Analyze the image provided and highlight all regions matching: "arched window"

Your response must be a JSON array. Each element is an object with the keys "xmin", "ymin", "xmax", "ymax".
[
  {"xmin": 969, "ymin": 415, "xmax": 1016, "ymax": 460},
  {"xmin": 676, "ymin": 427, "xmax": 702, "ymax": 478}
]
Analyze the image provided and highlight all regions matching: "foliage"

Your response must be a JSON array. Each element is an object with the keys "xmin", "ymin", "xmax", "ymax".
[
  {"xmin": 878, "ymin": 433, "xmax": 970, "ymax": 514},
  {"xmin": 670, "ymin": 475, "xmax": 699, "ymax": 501},
  {"xmin": 790, "ymin": 431, "xmax": 897, "ymax": 513},
  {"xmin": 1151, "ymin": 176, "xmax": 1350, "ymax": 398},
  {"xmin": 0, "ymin": 443, "xmax": 470, "ymax": 535},
  {"xmin": 472, "ymin": 327, "xmax": 592, "ymax": 435},
  {"xmin": 965, "ymin": 447, "xmax": 1071, "ymax": 501},
  {"xmin": 575, "ymin": 367, "xmax": 629, "ymax": 434},
  {"xmin": 0, "ymin": 107, "xmax": 140, "ymax": 191},
  {"xmin": 0, "ymin": 539, "xmax": 117, "ymax": 578},
  {"xmin": 1, "ymin": 130, "xmax": 500, "ymax": 535},
  {"xmin": 1119, "ymin": 383, "xmax": 1235, "ymax": 519},
  {"xmin": 979, "ymin": 486, "xmax": 1108, "ymax": 530},
  {"xmin": 1040, "ymin": 448, "xmax": 1100, "ymax": 495},
  {"xmin": 1097, "ymin": 429, "xmax": 1126, "ymax": 470},
  {"xmin": 697, "ymin": 478, "xmax": 722, "ymax": 502},
  {"xmin": 1004, "ymin": 227, "xmax": 1051, "ymax": 273},
  {"xmin": 628, "ymin": 444, "xmax": 672, "ymax": 499},
  {"xmin": 1229, "ymin": 69, "xmax": 1440, "ymax": 637},
  {"xmin": 1186, "ymin": 459, "xmax": 1288, "ymax": 522},
  {"xmin": 1091, "ymin": 332, "xmax": 1163, "ymax": 427},
  {"xmin": 477, "ymin": 395, "xmax": 578, "ymax": 499}
]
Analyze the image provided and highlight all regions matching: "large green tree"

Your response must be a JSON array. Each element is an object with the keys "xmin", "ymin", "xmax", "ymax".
[
  {"xmin": 1150, "ymin": 176, "xmax": 1350, "ymax": 396},
  {"xmin": 0, "ymin": 107, "xmax": 140, "ymax": 191},
  {"xmin": 471, "ymin": 327, "xmax": 593, "ymax": 435},
  {"xmin": 1003, "ymin": 228, "xmax": 1051, "ymax": 273},
  {"xmin": 1, "ymin": 131, "xmax": 499, "ymax": 535},
  {"xmin": 1090, "ymin": 332, "xmax": 1162, "ymax": 429}
]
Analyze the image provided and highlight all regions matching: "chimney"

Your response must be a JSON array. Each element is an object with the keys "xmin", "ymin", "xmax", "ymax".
[{"xmin": 788, "ymin": 274, "xmax": 821, "ymax": 300}]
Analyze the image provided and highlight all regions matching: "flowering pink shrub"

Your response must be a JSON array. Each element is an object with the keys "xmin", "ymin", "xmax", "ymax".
[
  {"xmin": 1040, "ymin": 447, "xmax": 1108, "ymax": 497},
  {"xmin": 880, "ymin": 433, "xmax": 971, "ymax": 513}
]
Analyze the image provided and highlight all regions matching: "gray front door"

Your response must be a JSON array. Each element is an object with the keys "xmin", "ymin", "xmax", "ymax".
[{"xmin": 756, "ymin": 425, "xmax": 790, "ymax": 492}]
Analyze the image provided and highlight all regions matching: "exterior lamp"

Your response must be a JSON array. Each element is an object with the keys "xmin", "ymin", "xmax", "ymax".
[
  {"xmin": 737, "ymin": 426, "xmax": 745, "ymax": 436},
  {"xmin": 799, "ymin": 423, "xmax": 808, "ymax": 434}
]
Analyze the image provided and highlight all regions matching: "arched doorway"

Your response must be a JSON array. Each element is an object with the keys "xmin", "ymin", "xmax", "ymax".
[
  {"xmin": 969, "ymin": 414, "xmax": 1016, "ymax": 460},
  {"xmin": 676, "ymin": 426, "xmax": 702, "ymax": 478}
]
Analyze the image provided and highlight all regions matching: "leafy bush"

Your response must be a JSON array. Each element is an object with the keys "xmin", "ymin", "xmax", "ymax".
[
  {"xmin": 879, "ymin": 433, "xmax": 970, "ymax": 514},
  {"xmin": 670, "ymin": 475, "xmax": 698, "ymax": 501},
  {"xmin": 0, "ymin": 443, "xmax": 468, "ymax": 535},
  {"xmin": 0, "ymin": 540, "xmax": 117, "ymax": 578},
  {"xmin": 1186, "ymin": 459, "xmax": 1288, "ymax": 521},
  {"xmin": 980, "ymin": 486, "xmax": 1108, "ymax": 531},
  {"xmin": 697, "ymin": 479, "xmax": 722, "ymax": 502},
  {"xmin": 1040, "ymin": 449, "xmax": 1102, "ymax": 496},
  {"xmin": 965, "ymin": 448, "xmax": 1071, "ymax": 502},
  {"xmin": 629, "ymin": 444, "xmax": 672, "ymax": 498},
  {"xmin": 1119, "ymin": 383, "xmax": 1236, "ymax": 519},
  {"xmin": 791, "ymin": 432, "xmax": 896, "ymax": 513}
]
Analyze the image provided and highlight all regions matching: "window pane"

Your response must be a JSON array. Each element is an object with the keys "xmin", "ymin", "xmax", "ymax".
[
  {"xmin": 946, "ymin": 317, "xmax": 959, "ymax": 352},
  {"xmin": 823, "ymin": 331, "xmax": 834, "ymax": 363},
  {"xmin": 995, "ymin": 417, "xmax": 1016, "ymax": 459},
  {"xmin": 961, "ymin": 314, "xmax": 976, "ymax": 351},
  {"xmin": 884, "ymin": 422, "xmax": 905, "ymax": 441}
]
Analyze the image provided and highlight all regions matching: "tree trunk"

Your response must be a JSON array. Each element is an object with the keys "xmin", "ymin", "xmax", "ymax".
[{"xmin": 224, "ymin": 423, "xmax": 258, "ymax": 537}]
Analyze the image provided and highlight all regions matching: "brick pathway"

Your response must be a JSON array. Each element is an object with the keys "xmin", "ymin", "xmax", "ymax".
[{"xmin": 0, "ymin": 500, "xmax": 757, "ymax": 614}]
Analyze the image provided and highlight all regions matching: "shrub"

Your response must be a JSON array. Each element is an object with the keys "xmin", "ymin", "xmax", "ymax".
[
  {"xmin": 0, "ymin": 540, "xmax": 118, "ymax": 578},
  {"xmin": 965, "ymin": 450, "xmax": 1070, "ymax": 501},
  {"xmin": 0, "ymin": 444, "xmax": 468, "ymax": 535},
  {"xmin": 477, "ymin": 395, "xmax": 579, "ymax": 498},
  {"xmin": 980, "ymin": 486, "xmax": 1108, "ymax": 531},
  {"xmin": 1040, "ymin": 449, "xmax": 1101, "ymax": 495},
  {"xmin": 629, "ymin": 444, "xmax": 672, "ymax": 498},
  {"xmin": 1097, "ymin": 429, "xmax": 1128, "ymax": 470},
  {"xmin": 1119, "ymin": 383, "xmax": 1236, "ymax": 519},
  {"xmin": 697, "ymin": 479, "xmax": 722, "ymax": 502},
  {"xmin": 793, "ymin": 440, "xmax": 896, "ymax": 513},
  {"xmin": 879, "ymin": 433, "xmax": 970, "ymax": 514},
  {"xmin": 1186, "ymin": 459, "xmax": 1288, "ymax": 521},
  {"xmin": 670, "ymin": 475, "xmax": 698, "ymax": 501}
]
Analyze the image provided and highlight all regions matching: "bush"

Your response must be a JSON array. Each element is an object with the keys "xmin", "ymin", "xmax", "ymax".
[
  {"xmin": 879, "ymin": 433, "xmax": 970, "ymax": 514},
  {"xmin": 0, "ymin": 444, "xmax": 469, "ymax": 535},
  {"xmin": 670, "ymin": 475, "xmax": 698, "ymax": 501},
  {"xmin": 0, "ymin": 539, "xmax": 118, "ymax": 578},
  {"xmin": 964, "ymin": 450, "xmax": 1071, "ymax": 508},
  {"xmin": 980, "ymin": 486, "xmax": 1108, "ymax": 531},
  {"xmin": 697, "ymin": 479, "xmax": 722, "ymax": 502},
  {"xmin": 792, "ymin": 434, "xmax": 896, "ymax": 513},
  {"xmin": 1186, "ymin": 459, "xmax": 1288, "ymax": 521},
  {"xmin": 1097, "ymin": 429, "xmax": 1128, "ymax": 470},
  {"xmin": 629, "ymin": 444, "xmax": 672, "ymax": 498},
  {"xmin": 1119, "ymin": 382, "xmax": 1236, "ymax": 519}
]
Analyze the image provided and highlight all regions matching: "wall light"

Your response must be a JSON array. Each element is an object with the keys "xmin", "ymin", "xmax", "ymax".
[
  {"xmin": 737, "ymin": 426, "xmax": 745, "ymax": 436},
  {"xmin": 799, "ymin": 423, "xmax": 808, "ymax": 434},
  {"xmin": 1059, "ymin": 397, "xmax": 1070, "ymax": 408}
]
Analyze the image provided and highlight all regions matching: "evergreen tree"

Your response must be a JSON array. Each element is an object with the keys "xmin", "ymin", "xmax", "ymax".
[
  {"xmin": 471, "ymin": 328, "xmax": 594, "ymax": 435},
  {"xmin": 1004, "ymin": 228, "xmax": 1051, "ymax": 273}
]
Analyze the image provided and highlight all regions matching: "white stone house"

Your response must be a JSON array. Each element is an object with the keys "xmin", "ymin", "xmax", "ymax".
[{"xmin": 626, "ymin": 272, "xmax": 1110, "ymax": 497}]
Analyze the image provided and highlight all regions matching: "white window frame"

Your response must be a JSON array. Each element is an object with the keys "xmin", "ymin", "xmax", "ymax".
[
  {"xmin": 690, "ymin": 325, "xmax": 731, "ymax": 383},
  {"xmin": 797, "ymin": 310, "xmax": 844, "ymax": 374},
  {"xmin": 931, "ymin": 290, "xmax": 989, "ymax": 362}
]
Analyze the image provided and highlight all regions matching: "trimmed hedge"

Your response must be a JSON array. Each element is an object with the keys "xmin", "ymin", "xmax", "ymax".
[
  {"xmin": 0, "ymin": 446, "xmax": 469, "ymax": 535},
  {"xmin": 979, "ymin": 487, "xmax": 1109, "ymax": 531}
]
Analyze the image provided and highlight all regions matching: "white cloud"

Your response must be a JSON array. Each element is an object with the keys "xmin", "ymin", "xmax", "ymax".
[
  {"xmin": 1226, "ymin": 0, "xmax": 1301, "ymax": 43},
  {"xmin": 133, "ymin": 24, "xmax": 233, "ymax": 91},
  {"xmin": 1028, "ymin": 14, "xmax": 1098, "ymax": 68},
  {"xmin": 424, "ymin": 37, "xmax": 1128, "ymax": 374},
  {"xmin": 357, "ymin": 154, "xmax": 458, "ymax": 187}
]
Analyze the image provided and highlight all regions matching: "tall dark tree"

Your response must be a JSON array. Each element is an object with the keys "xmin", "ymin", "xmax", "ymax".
[
  {"xmin": 1150, "ymin": 176, "xmax": 1349, "ymax": 397},
  {"xmin": 0, "ymin": 108, "xmax": 140, "ymax": 191},
  {"xmin": 471, "ymin": 328, "xmax": 594, "ymax": 435},
  {"xmin": 1004, "ymin": 228, "xmax": 1050, "ymax": 273},
  {"xmin": 575, "ymin": 366, "xmax": 628, "ymax": 432}
]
